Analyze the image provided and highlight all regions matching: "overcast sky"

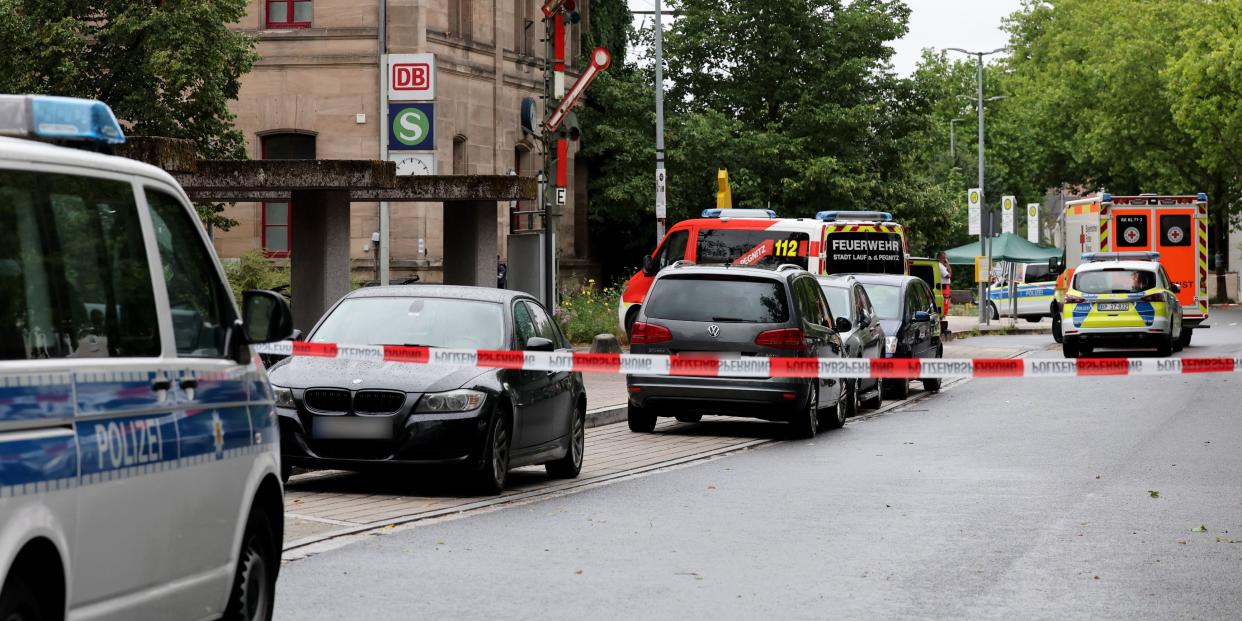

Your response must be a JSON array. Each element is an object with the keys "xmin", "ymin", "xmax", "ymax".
[{"xmin": 626, "ymin": 0, "xmax": 1024, "ymax": 76}]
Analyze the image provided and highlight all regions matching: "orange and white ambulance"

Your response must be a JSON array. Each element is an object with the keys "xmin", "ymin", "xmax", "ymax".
[
  {"xmin": 617, "ymin": 209, "xmax": 908, "ymax": 335},
  {"xmin": 1055, "ymin": 193, "xmax": 1209, "ymax": 346}
]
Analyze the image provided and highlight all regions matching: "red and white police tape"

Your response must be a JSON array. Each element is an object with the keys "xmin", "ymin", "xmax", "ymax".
[{"xmin": 255, "ymin": 342, "xmax": 1242, "ymax": 379}]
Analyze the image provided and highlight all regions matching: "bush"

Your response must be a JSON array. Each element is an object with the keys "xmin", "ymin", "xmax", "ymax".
[
  {"xmin": 556, "ymin": 279, "xmax": 624, "ymax": 345},
  {"xmin": 221, "ymin": 250, "xmax": 290, "ymax": 302}
]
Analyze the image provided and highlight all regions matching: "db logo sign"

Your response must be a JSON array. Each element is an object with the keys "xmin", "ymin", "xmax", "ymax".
[
  {"xmin": 387, "ymin": 53, "xmax": 436, "ymax": 100},
  {"xmin": 392, "ymin": 63, "xmax": 430, "ymax": 91}
]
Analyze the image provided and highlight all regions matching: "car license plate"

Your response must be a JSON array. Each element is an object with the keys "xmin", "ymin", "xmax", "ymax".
[
  {"xmin": 676, "ymin": 351, "xmax": 739, "ymax": 359},
  {"xmin": 313, "ymin": 416, "xmax": 393, "ymax": 440},
  {"xmin": 1097, "ymin": 302, "xmax": 1129, "ymax": 312}
]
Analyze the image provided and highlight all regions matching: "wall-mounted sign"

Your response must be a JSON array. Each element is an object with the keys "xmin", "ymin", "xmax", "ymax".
[
  {"xmin": 390, "ymin": 153, "xmax": 436, "ymax": 176},
  {"xmin": 387, "ymin": 54, "xmax": 435, "ymax": 101},
  {"xmin": 388, "ymin": 103, "xmax": 435, "ymax": 151}
]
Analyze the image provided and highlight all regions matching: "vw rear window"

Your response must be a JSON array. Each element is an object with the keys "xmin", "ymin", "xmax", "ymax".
[
  {"xmin": 645, "ymin": 276, "xmax": 789, "ymax": 323},
  {"xmin": 696, "ymin": 229, "xmax": 810, "ymax": 269}
]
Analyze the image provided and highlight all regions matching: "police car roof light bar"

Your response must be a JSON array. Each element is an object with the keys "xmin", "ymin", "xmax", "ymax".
[
  {"xmin": 0, "ymin": 94, "xmax": 126, "ymax": 145},
  {"xmin": 815, "ymin": 210, "xmax": 894, "ymax": 222},
  {"xmin": 700, "ymin": 208, "xmax": 778, "ymax": 219},
  {"xmin": 1082, "ymin": 251, "xmax": 1160, "ymax": 262}
]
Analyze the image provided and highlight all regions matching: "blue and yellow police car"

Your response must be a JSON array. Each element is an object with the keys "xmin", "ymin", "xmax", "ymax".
[
  {"xmin": 0, "ymin": 95, "xmax": 293, "ymax": 620},
  {"xmin": 1060, "ymin": 252, "xmax": 1184, "ymax": 358}
]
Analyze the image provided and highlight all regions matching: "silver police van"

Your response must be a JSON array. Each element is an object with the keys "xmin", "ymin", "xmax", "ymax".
[{"xmin": 0, "ymin": 96, "xmax": 293, "ymax": 620}]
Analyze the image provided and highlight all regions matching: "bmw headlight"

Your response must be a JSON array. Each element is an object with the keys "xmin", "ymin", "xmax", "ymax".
[
  {"xmin": 272, "ymin": 385, "xmax": 296, "ymax": 408},
  {"xmin": 416, "ymin": 389, "xmax": 486, "ymax": 413},
  {"xmin": 884, "ymin": 336, "xmax": 898, "ymax": 355}
]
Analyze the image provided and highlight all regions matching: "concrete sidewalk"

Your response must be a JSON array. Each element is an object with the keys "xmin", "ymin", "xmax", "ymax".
[{"xmin": 945, "ymin": 314, "xmax": 1052, "ymax": 339}]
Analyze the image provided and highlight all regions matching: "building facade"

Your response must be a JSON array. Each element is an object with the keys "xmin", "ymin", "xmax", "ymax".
[{"xmin": 218, "ymin": 0, "xmax": 595, "ymax": 285}]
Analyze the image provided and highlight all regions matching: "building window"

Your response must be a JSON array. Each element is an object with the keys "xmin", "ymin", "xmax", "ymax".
[
  {"xmin": 260, "ymin": 132, "xmax": 316, "ymax": 257},
  {"xmin": 448, "ymin": 0, "xmax": 473, "ymax": 40},
  {"xmin": 267, "ymin": 0, "xmax": 312, "ymax": 28},
  {"xmin": 453, "ymin": 135, "xmax": 468, "ymax": 175},
  {"xmin": 515, "ymin": 0, "xmax": 536, "ymax": 56}
]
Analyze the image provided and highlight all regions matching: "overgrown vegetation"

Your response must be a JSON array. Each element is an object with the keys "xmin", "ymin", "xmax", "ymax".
[
  {"xmin": 222, "ymin": 250, "xmax": 289, "ymax": 303},
  {"xmin": 555, "ymin": 280, "xmax": 625, "ymax": 345}
]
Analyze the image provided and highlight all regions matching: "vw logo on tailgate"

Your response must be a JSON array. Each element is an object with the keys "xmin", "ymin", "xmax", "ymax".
[{"xmin": 707, "ymin": 324, "xmax": 721, "ymax": 338}]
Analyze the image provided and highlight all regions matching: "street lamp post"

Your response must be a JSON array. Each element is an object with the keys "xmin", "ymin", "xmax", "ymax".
[{"xmin": 947, "ymin": 46, "xmax": 1007, "ymax": 326}]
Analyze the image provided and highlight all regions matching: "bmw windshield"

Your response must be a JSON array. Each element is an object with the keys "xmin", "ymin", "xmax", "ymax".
[{"xmin": 311, "ymin": 297, "xmax": 506, "ymax": 349}]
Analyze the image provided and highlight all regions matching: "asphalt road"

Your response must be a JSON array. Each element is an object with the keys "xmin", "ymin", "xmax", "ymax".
[{"xmin": 274, "ymin": 309, "xmax": 1242, "ymax": 620}]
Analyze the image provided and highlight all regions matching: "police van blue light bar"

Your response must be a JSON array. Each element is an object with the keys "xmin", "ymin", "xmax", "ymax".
[
  {"xmin": 815, "ymin": 210, "xmax": 894, "ymax": 222},
  {"xmin": 1082, "ymin": 251, "xmax": 1160, "ymax": 262},
  {"xmin": 0, "ymin": 95, "xmax": 126, "ymax": 145},
  {"xmin": 700, "ymin": 208, "xmax": 778, "ymax": 219}
]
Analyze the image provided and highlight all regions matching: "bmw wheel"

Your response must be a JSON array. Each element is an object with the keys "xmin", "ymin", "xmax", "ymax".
[
  {"xmin": 475, "ymin": 412, "xmax": 511, "ymax": 493},
  {"xmin": 546, "ymin": 405, "xmax": 585, "ymax": 479}
]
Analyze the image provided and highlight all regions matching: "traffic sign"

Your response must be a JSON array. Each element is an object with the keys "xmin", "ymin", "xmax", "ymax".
[
  {"xmin": 655, "ymin": 169, "xmax": 667, "ymax": 219},
  {"xmin": 968, "ymin": 188, "xmax": 981, "ymax": 235},
  {"xmin": 1026, "ymin": 203, "xmax": 1039, "ymax": 243},
  {"xmin": 1001, "ymin": 195, "xmax": 1015, "ymax": 234}
]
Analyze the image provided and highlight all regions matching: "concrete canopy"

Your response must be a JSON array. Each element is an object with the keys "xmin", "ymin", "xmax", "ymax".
[{"xmin": 118, "ymin": 137, "xmax": 537, "ymax": 330}]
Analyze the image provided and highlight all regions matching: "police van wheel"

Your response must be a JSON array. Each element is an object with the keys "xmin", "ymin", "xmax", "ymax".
[
  {"xmin": 989, "ymin": 302, "xmax": 1000, "ymax": 321},
  {"xmin": 225, "ymin": 505, "xmax": 277, "ymax": 621},
  {"xmin": 0, "ymin": 576, "xmax": 43, "ymax": 621}
]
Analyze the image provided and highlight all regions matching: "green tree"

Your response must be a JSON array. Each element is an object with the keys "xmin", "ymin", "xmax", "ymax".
[{"xmin": 0, "ymin": 0, "xmax": 258, "ymax": 230}]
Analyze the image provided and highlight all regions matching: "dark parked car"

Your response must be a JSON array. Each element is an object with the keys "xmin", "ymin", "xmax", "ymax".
[
  {"xmin": 817, "ymin": 275, "xmax": 886, "ymax": 415},
  {"xmin": 851, "ymin": 274, "xmax": 943, "ymax": 399},
  {"xmin": 268, "ymin": 285, "xmax": 586, "ymax": 493},
  {"xmin": 627, "ymin": 263, "xmax": 848, "ymax": 438}
]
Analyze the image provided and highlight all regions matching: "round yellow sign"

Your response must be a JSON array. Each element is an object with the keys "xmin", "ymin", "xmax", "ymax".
[{"xmin": 969, "ymin": 190, "xmax": 979, "ymax": 203}]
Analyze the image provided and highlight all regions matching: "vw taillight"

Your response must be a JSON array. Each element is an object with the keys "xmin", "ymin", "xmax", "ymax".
[
  {"xmin": 755, "ymin": 328, "xmax": 806, "ymax": 351},
  {"xmin": 631, "ymin": 321, "xmax": 672, "ymax": 344}
]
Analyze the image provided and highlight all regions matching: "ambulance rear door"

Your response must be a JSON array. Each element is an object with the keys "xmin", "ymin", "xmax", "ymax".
[{"xmin": 1153, "ymin": 203, "xmax": 1206, "ymax": 320}]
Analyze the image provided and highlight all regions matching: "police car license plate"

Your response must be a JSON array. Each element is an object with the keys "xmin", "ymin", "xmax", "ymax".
[
  {"xmin": 1097, "ymin": 303, "xmax": 1129, "ymax": 312},
  {"xmin": 313, "ymin": 416, "xmax": 393, "ymax": 440}
]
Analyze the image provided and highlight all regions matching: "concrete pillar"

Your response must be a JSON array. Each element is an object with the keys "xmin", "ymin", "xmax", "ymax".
[
  {"xmin": 290, "ymin": 190, "xmax": 352, "ymax": 331},
  {"xmin": 443, "ymin": 200, "xmax": 498, "ymax": 287}
]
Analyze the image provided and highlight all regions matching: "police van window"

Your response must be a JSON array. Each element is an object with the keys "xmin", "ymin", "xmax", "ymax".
[
  {"xmin": 0, "ymin": 170, "xmax": 160, "ymax": 360},
  {"xmin": 655, "ymin": 230, "xmax": 689, "ymax": 270},
  {"xmin": 145, "ymin": 190, "xmax": 235, "ymax": 357}
]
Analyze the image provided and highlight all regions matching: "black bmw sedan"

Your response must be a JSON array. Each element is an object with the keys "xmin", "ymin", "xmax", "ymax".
[{"xmin": 268, "ymin": 285, "xmax": 586, "ymax": 493}]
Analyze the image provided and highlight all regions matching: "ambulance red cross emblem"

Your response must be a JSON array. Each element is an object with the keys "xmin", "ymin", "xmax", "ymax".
[
  {"xmin": 1167, "ymin": 226, "xmax": 1184, "ymax": 244},
  {"xmin": 1123, "ymin": 227, "xmax": 1141, "ymax": 244}
]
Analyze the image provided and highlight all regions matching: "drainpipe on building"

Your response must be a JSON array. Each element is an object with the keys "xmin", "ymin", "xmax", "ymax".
[{"xmin": 378, "ymin": 0, "xmax": 390, "ymax": 285}]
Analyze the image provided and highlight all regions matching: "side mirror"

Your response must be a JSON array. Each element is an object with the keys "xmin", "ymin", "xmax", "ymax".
[
  {"xmin": 1170, "ymin": 283, "xmax": 1182, "ymax": 293},
  {"xmin": 912, "ymin": 310, "xmax": 931, "ymax": 323},
  {"xmin": 642, "ymin": 254, "xmax": 656, "ymax": 277},
  {"xmin": 834, "ymin": 316, "xmax": 853, "ymax": 333},
  {"xmin": 525, "ymin": 336, "xmax": 555, "ymax": 352},
  {"xmin": 242, "ymin": 290, "xmax": 294, "ymax": 344},
  {"xmin": 1048, "ymin": 257, "xmax": 1063, "ymax": 275}
]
